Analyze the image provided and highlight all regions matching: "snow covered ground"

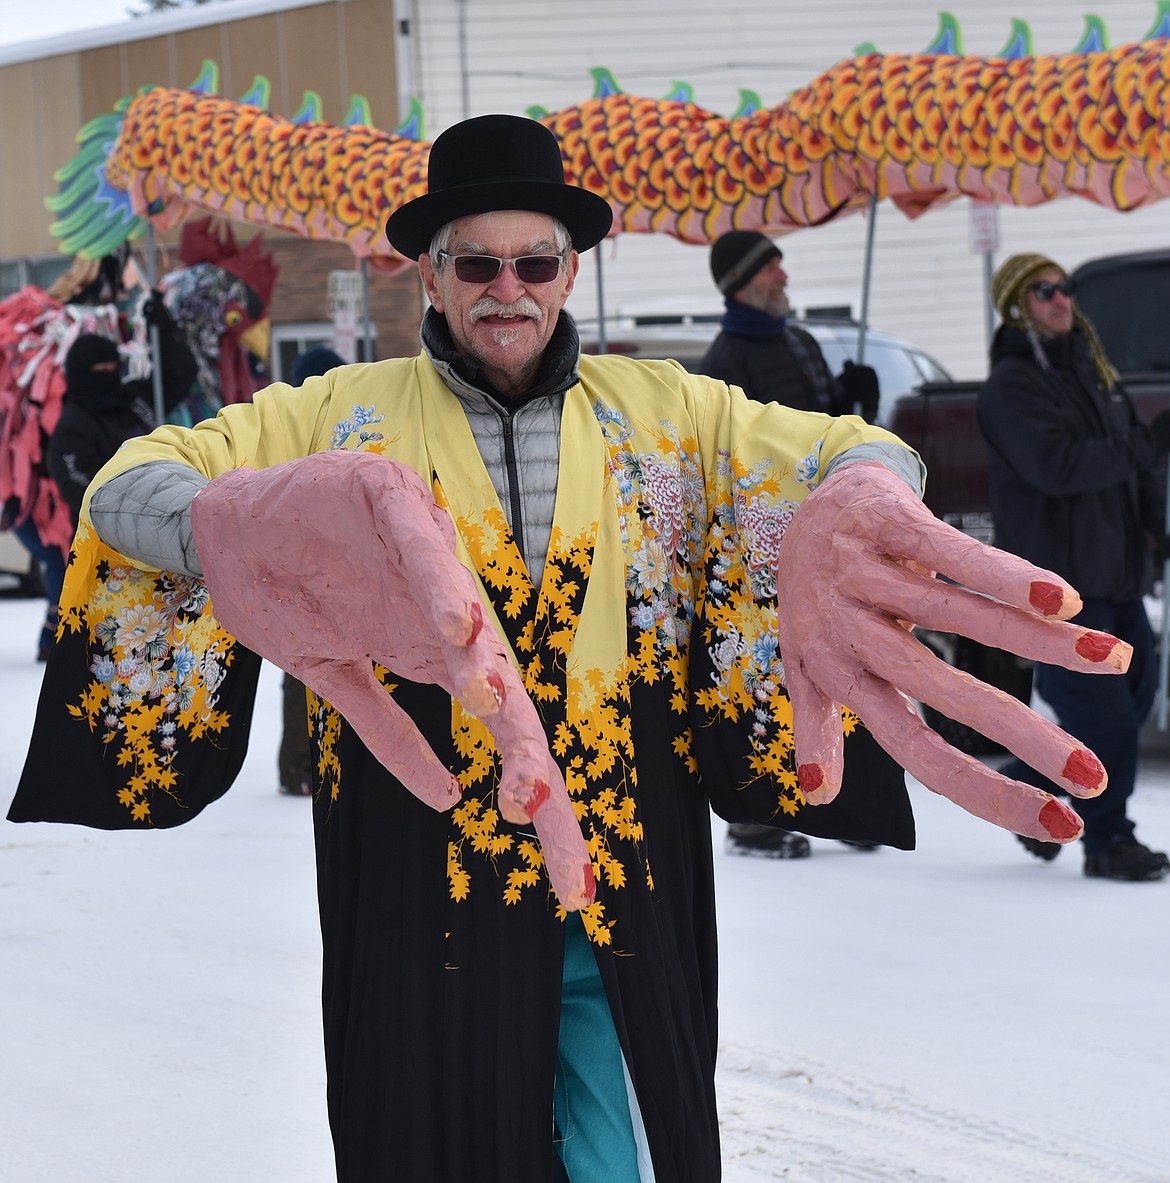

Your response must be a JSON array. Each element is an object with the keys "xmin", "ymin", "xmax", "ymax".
[{"xmin": 2, "ymin": 594, "xmax": 1167, "ymax": 1182}]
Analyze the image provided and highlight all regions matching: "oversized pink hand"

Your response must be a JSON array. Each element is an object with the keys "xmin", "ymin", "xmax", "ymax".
[
  {"xmin": 774, "ymin": 461, "xmax": 1131, "ymax": 846},
  {"xmin": 189, "ymin": 450, "xmax": 595, "ymax": 911}
]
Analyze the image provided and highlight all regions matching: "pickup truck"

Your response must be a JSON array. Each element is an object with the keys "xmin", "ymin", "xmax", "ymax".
[{"xmin": 887, "ymin": 248, "xmax": 1170, "ymax": 751}]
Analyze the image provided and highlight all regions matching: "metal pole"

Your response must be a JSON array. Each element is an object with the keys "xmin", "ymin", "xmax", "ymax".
[
  {"xmin": 982, "ymin": 250, "xmax": 996, "ymax": 351},
  {"xmin": 360, "ymin": 258, "xmax": 374, "ymax": 361},
  {"xmin": 856, "ymin": 194, "xmax": 878, "ymax": 365},
  {"xmin": 143, "ymin": 224, "xmax": 165, "ymax": 426},
  {"xmin": 595, "ymin": 244, "xmax": 607, "ymax": 354}
]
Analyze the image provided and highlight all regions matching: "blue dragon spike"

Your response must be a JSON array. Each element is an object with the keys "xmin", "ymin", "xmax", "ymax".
[
  {"xmin": 997, "ymin": 19, "xmax": 1033, "ymax": 60},
  {"xmin": 237, "ymin": 74, "xmax": 272, "ymax": 110},
  {"xmin": 187, "ymin": 59, "xmax": 219, "ymax": 95},
  {"xmin": 590, "ymin": 67, "xmax": 622, "ymax": 98},
  {"xmin": 925, "ymin": 11, "xmax": 963, "ymax": 55},
  {"xmin": 1073, "ymin": 15, "xmax": 1109, "ymax": 53},
  {"xmin": 391, "ymin": 97, "xmax": 425, "ymax": 141},
  {"xmin": 1144, "ymin": 0, "xmax": 1170, "ymax": 39},
  {"xmin": 291, "ymin": 91, "xmax": 324, "ymax": 124},
  {"xmin": 663, "ymin": 81, "xmax": 694, "ymax": 104},
  {"xmin": 732, "ymin": 89, "xmax": 763, "ymax": 119},
  {"xmin": 343, "ymin": 95, "xmax": 373, "ymax": 127}
]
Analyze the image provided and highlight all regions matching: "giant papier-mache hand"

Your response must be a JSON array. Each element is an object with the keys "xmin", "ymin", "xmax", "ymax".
[
  {"xmin": 776, "ymin": 461, "xmax": 1130, "ymax": 845},
  {"xmin": 189, "ymin": 450, "xmax": 595, "ymax": 912}
]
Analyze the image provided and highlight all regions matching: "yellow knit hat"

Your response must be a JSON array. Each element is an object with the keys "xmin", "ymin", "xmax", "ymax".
[
  {"xmin": 988, "ymin": 252, "xmax": 1118, "ymax": 389},
  {"xmin": 989, "ymin": 253, "xmax": 1061, "ymax": 326}
]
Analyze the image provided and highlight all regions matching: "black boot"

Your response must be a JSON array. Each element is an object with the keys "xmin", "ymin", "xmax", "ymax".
[
  {"xmin": 1084, "ymin": 837, "xmax": 1170, "ymax": 881},
  {"xmin": 726, "ymin": 823, "xmax": 810, "ymax": 859},
  {"xmin": 1016, "ymin": 832, "xmax": 1061, "ymax": 862}
]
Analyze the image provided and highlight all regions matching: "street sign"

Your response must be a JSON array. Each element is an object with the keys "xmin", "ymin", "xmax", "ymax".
[
  {"xmin": 968, "ymin": 202, "xmax": 1000, "ymax": 255},
  {"xmin": 327, "ymin": 270, "xmax": 364, "ymax": 362}
]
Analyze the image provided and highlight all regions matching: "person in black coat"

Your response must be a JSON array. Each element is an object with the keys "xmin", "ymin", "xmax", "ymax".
[
  {"xmin": 47, "ymin": 297, "xmax": 197, "ymax": 529},
  {"xmin": 278, "ymin": 345, "xmax": 346, "ymax": 797},
  {"xmin": 698, "ymin": 230, "xmax": 879, "ymax": 419},
  {"xmin": 978, "ymin": 252, "xmax": 1170, "ymax": 881},
  {"xmin": 699, "ymin": 229, "xmax": 887, "ymax": 859}
]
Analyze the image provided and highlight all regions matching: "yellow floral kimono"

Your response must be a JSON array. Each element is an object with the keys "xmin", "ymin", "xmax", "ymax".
[{"xmin": 11, "ymin": 352, "xmax": 915, "ymax": 1181}]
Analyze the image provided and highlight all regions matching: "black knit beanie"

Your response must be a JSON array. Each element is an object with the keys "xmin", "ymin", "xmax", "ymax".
[
  {"xmin": 710, "ymin": 230, "xmax": 782, "ymax": 297},
  {"xmin": 64, "ymin": 334, "xmax": 121, "ymax": 394},
  {"xmin": 291, "ymin": 345, "xmax": 345, "ymax": 386}
]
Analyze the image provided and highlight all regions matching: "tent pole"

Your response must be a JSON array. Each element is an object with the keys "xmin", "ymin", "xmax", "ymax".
[
  {"xmin": 856, "ymin": 194, "xmax": 878, "ymax": 366},
  {"xmin": 143, "ymin": 224, "xmax": 165, "ymax": 426},
  {"xmin": 360, "ymin": 258, "xmax": 374, "ymax": 362},
  {"xmin": 595, "ymin": 244, "xmax": 607, "ymax": 354}
]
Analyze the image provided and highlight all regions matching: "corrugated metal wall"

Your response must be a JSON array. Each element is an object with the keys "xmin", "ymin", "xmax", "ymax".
[{"xmin": 401, "ymin": 0, "xmax": 1170, "ymax": 379}]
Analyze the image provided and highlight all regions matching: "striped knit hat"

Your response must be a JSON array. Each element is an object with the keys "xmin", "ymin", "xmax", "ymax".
[
  {"xmin": 989, "ymin": 253, "xmax": 1060, "ymax": 326},
  {"xmin": 989, "ymin": 252, "xmax": 1118, "ymax": 389}
]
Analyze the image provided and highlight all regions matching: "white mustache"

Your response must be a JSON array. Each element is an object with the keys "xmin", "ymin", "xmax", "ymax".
[{"xmin": 467, "ymin": 296, "xmax": 544, "ymax": 324}]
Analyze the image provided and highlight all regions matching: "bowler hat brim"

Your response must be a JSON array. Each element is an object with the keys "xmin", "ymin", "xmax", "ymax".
[{"xmin": 385, "ymin": 178, "xmax": 614, "ymax": 261}]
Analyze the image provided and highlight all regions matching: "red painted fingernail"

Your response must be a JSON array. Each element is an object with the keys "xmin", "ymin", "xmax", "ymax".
[
  {"xmin": 466, "ymin": 600, "xmax": 484, "ymax": 645},
  {"xmin": 486, "ymin": 669, "xmax": 506, "ymax": 706},
  {"xmin": 1029, "ymin": 581, "xmax": 1066, "ymax": 617},
  {"xmin": 798, "ymin": 763, "xmax": 824, "ymax": 795},
  {"xmin": 525, "ymin": 778, "xmax": 550, "ymax": 820},
  {"xmin": 1039, "ymin": 798, "xmax": 1081, "ymax": 842},
  {"xmin": 1061, "ymin": 748, "xmax": 1105, "ymax": 791},
  {"xmin": 582, "ymin": 861, "xmax": 597, "ymax": 903},
  {"xmin": 1074, "ymin": 631, "xmax": 1118, "ymax": 663}
]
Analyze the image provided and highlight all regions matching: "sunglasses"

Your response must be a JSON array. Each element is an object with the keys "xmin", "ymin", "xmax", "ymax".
[
  {"xmin": 1029, "ymin": 279, "xmax": 1075, "ymax": 302},
  {"xmin": 437, "ymin": 250, "xmax": 565, "ymax": 285}
]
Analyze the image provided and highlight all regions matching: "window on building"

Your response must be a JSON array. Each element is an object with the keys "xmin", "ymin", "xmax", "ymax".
[
  {"xmin": 271, "ymin": 322, "xmax": 378, "ymax": 382},
  {"xmin": 0, "ymin": 255, "xmax": 73, "ymax": 299}
]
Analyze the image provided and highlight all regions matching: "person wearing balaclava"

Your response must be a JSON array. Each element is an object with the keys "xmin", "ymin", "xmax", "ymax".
[
  {"xmin": 978, "ymin": 252, "xmax": 1170, "ymax": 881},
  {"xmin": 47, "ymin": 297, "xmax": 197, "ymax": 530}
]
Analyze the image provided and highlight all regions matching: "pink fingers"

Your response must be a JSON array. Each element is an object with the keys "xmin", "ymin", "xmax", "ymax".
[
  {"xmin": 837, "ymin": 612, "xmax": 1107, "ymax": 800},
  {"xmin": 292, "ymin": 657, "xmax": 463, "ymax": 811},
  {"xmin": 820, "ymin": 464, "xmax": 1085, "ymax": 620},
  {"xmin": 841, "ymin": 677, "xmax": 1086, "ymax": 845},
  {"xmin": 832, "ymin": 548, "xmax": 1131, "ymax": 676},
  {"xmin": 782, "ymin": 658, "xmax": 846, "ymax": 805},
  {"xmin": 523, "ymin": 752, "xmax": 596, "ymax": 912}
]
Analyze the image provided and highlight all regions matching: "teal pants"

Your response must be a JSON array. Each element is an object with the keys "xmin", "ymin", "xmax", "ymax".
[{"xmin": 553, "ymin": 915, "xmax": 644, "ymax": 1181}]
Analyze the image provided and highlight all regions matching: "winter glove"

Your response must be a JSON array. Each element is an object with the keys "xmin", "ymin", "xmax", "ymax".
[
  {"xmin": 141, "ymin": 290, "xmax": 170, "ymax": 327},
  {"xmin": 1148, "ymin": 408, "xmax": 1170, "ymax": 456},
  {"xmin": 838, "ymin": 360, "xmax": 880, "ymax": 422}
]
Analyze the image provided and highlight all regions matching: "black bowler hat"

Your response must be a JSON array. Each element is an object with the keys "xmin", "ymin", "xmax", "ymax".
[{"xmin": 385, "ymin": 114, "xmax": 614, "ymax": 260}]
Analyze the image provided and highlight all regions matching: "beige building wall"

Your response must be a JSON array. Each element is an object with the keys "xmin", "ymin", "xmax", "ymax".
[{"xmin": 0, "ymin": 0, "xmax": 422, "ymax": 361}]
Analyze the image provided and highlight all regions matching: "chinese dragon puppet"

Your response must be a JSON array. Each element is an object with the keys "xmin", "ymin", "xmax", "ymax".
[{"xmin": 41, "ymin": 8, "xmax": 1170, "ymax": 274}]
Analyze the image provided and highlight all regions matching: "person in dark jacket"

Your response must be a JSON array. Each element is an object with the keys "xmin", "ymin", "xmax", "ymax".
[
  {"xmin": 698, "ymin": 230, "xmax": 879, "ymax": 419},
  {"xmin": 47, "ymin": 298, "xmax": 197, "ymax": 529},
  {"xmin": 699, "ymin": 228, "xmax": 885, "ymax": 858},
  {"xmin": 978, "ymin": 252, "xmax": 1170, "ymax": 881},
  {"xmin": 278, "ymin": 345, "xmax": 346, "ymax": 797}
]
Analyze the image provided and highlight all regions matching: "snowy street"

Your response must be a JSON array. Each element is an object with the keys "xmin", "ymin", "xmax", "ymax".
[{"xmin": 2, "ymin": 594, "xmax": 1167, "ymax": 1182}]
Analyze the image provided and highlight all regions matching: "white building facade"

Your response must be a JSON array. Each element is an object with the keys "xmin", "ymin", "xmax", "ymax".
[{"xmin": 394, "ymin": 0, "xmax": 1170, "ymax": 379}]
